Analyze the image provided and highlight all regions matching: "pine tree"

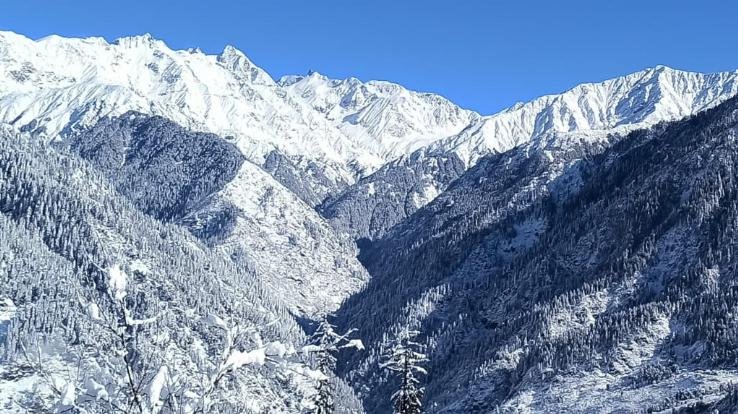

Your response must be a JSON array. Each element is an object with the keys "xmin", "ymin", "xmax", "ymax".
[
  {"xmin": 382, "ymin": 327, "xmax": 428, "ymax": 414},
  {"xmin": 304, "ymin": 318, "xmax": 364, "ymax": 414}
]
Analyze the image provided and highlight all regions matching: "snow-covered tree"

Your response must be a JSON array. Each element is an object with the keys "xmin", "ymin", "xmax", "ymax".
[
  {"xmin": 303, "ymin": 318, "xmax": 364, "ymax": 414},
  {"xmin": 192, "ymin": 314, "xmax": 296, "ymax": 413},
  {"xmin": 381, "ymin": 327, "xmax": 428, "ymax": 414}
]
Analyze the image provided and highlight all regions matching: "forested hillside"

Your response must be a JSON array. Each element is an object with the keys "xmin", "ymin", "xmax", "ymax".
[
  {"xmin": 67, "ymin": 113, "xmax": 368, "ymax": 318},
  {"xmin": 0, "ymin": 130, "xmax": 362, "ymax": 412},
  {"xmin": 336, "ymin": 96, "xmax": 738, "ymax": 412}
]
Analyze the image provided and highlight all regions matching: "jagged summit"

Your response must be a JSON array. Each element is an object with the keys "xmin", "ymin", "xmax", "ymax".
[
  {"xmin": 111, "ymin": 32, "xmax": 166, "ymax": 48},
  {"xmin": 279, "ymin": 70, "xmax": 479, "ymax": 160}
]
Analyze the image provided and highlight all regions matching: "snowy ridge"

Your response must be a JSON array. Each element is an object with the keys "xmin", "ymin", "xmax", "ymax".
[
  {"xmin": 279, "ymin": 72, "xmax": 479, "ymax": 161},
  {"xmin": 308, "ymin": 65, "xmax": 738, "ymax": 242},
  {"xmin": 2, "ymin": 30, "xmax": 737, "ymax": 183},
  {"xmin": 65, "ymin": 112, "xmax": 367, "ymax": 319},
  {"xmin": 0, "ymin": 30, "xmax": 379, "ymax": 180},
  {"xmin": 428, "ymin": 65, "xmax": 738, "ymax": 165}
]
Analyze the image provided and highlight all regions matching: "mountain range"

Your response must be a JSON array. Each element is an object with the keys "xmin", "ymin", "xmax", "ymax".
[{"xmin": 2, "ymin": 30, "xmax": 738, "ymax": 412}]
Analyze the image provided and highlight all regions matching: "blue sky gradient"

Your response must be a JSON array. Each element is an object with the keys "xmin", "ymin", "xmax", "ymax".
[{"xmin": 1, "ymin": 0, "xmax": 736, "ymax": 114}]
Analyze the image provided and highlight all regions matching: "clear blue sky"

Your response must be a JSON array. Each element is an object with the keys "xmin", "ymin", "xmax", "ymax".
[{"xmin": 1, "ymin": 0, "xmax": 736, "ymax": 114}]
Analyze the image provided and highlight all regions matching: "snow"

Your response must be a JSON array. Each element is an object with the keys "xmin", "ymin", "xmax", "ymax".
[
  {"xmin": 108, "ymin": 264, "xmax": 127, "ymax": 300},
  {"xmin": 301, "ymin": 344, "xmax": 322, "ymax": 354},
  {"xmin": 280, "ymin": 71, "xmax": 479, "ymax": 162},
  {"xmin": 0, "ymin": 298, "xmax": 16, "ymax": 329},
  {"xmin": 503, "ymin": 368, "xmax": 738, "ymax": 413},
  {"xmin": 703, "ymin": 265, "xmax": 720, "ymax": 291},
  {"xmin": 0, "ymin": 338, "xmax": 80, "ymax": 413},
  {"xmin": 59, "ymin": 382, "xmax": 76, "ymax": 407},
  {"xmin": 84, "ymin": 377, "xmax": 109, "ymax": 401},
  {"xmin": 147, "ymin": 366, "xmax": 169, "ymax": 409},
  {"xmin": 303, "ymin": 368, "xmax": 329, "ymax": 382},
  {"xmin": 86, "ymin": 302, "xmax": 101, "ymax": 320},
  {"xmin": 500, "ymin": 311, "xmax": 712, "ymax": 413},
  {"xmin": 265, "ymin": 341, "xmax": 293, "ymax": 358},
  {"xmin": 610, "ymin": 312, "xmax": 671, "ymax": 374},
  {"xmin": 1, "ymin": 30, "xmax": 738, "ymax": 414},
  {"xmin": 343, "ymin": 339, "xmax": 365, "ymax": 350},
  {"xmin": 411, "ymin": 181, "xmax": 440, "ymax": 208},
  {"xmin": 195, "ymin": 160, "xmax": 368, "ymax": 318},
  {"xmin": 226, "ymin": 348, "xmax": 266, "ymax": 369},
  {"xmin": 129, "ymin": 259, "xmax": 151, "ymax": 275},
  {"xmin": 497, "ymin": 217, "xmax": 546, "ymax": 260},
  {"xmin": 347, "ymin": 285, "xmax": 447, "ymax": 387},
  {"xmin": 544, "ymin": 289, "xmax": 609, "ymax": 340},
  {"xmin": 205, "ymin": 313, "xmax": 228, "ymax": 330},
  {"xmin": 0, "ymin": 31, "xmax": 377, "ymax": 179}
]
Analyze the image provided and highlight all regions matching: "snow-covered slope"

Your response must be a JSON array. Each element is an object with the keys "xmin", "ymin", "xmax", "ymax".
[
  {"xmin": 0, "ymin": 30, "xmax": 473, "ymax": 185},
  {"xmin": 188, "ymin": 158, "xmax": 369, "ymax": 318},
  {"xmin": 279, "ymin": 72, "xmax": 479, "ymax": 161},
  {"xmin": 319, "ymin": 148, "xmax": 466, "ymax": 240},
  {"xmin": 68, "ymin": 112, "xmax": 368, "ymax": 319},
  {"xmin": 0, "ymin": 31, "xmax": 379, "ymax": 185},
  {"xmin": 429, "ymin": 65, "xmax": 738, "ymax": 166},
  {"xmin": 0, "ymin": 130, "xmax": 318, "ymax": 413}
]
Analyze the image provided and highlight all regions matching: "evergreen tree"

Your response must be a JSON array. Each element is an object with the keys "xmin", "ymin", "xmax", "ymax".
[
  {"xmin": 382, "ymin": 327, "xmax": 428, "ymax": 414},
  {"xmin": 305, "ymin": 318, "xmax": 364, "ymax": 414}
]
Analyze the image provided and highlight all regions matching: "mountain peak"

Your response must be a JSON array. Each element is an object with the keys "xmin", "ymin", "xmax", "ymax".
[
  {"xmin": 217, "ymin": 44, "xmax": 274, "ymax": 86},
  {"xmin": 281, "ymin": 70, "xmax": 478, "ymax": 161},
  {"xmin": 1, "ymin": 30, "xmax": 737, "ymax": 186},
  {"xmin": 221, "ymin": 44, "xmax": 245, "ymax": 58},
  {"xmin": 306, "ymin": 69, "xmax": 330, "ymax": 81},
  {"xmin": 276, "ymin": 70, "xmax": 332, "ymax": 87},
  {"xmin": 112, "ymin": 33, "xmax": 167, "ymax": 49},
  {"xmin": 277, "ymin": 74, "xmax": 304, "ymax": 87},
  {"xmin": 643, "ymin": 64, "xmax": 680, "ymax": 78}
]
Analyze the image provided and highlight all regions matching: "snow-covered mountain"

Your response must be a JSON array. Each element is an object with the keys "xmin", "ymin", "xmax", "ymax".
[
  {"xmin": 319, "ymin": 149, "xmax": 466, "ymax": 240},
  {"xmin": 281, "ymin": 65, "xmax": 738, "ymax": 173},
  {"xmin": 0, "ymin": 31, "xmax": 471, "ymax": 184},
  {"xmin": 5, "ymin": 28, "xmax": 738, "ymax": 413},
  {"xmin": 186, "ymin": 149, "xmax": 369, "ymax": 317},
  {"xmin": 0, "ymin": 30, "xmax": 480, "ymax": 207},
  {"xmin": 319, "ymin": 65, "xmax": 738, "ymax": 240},
  {"xmin": 279, "ymin": 72, "xmax": 479, "ymax": 161},
  {"xmin": 0, "ymin": 129, "xmax": 362, "ymax": 413},
  {"xmin": 337, "ymin": 96, "xmax": 738, "ymax": 412},
  {"xmin": 3, "ymin": 29, "xmax": 737, "ymax": 195},
  {"xmin": 429, "ymin": 65, "xmax": 738, "ymax": 166},
  {"xmin": 0, "ymin": 30, "xmax": 379, "ymax": 200}
]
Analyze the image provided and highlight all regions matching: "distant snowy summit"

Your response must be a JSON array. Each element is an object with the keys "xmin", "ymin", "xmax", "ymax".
[
  {"xmin": 429, "ymin": 65, "xmax": 738, "ymax": 166},
  {"xmin": 278, "ymin": 71, "xmax": 479, "ymax": 161},
  {"xmin": 0, "ymin": 31, "xmax": 474, "ymax": 179},
  {"xmin": 1, "ymin": 30, "xmax": 738, "ymax": 179}
]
